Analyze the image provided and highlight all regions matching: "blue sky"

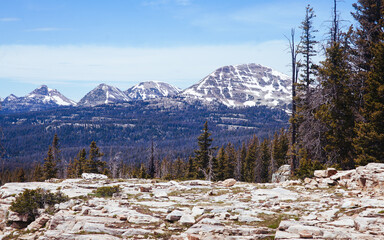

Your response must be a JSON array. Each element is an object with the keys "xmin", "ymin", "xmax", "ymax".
[{"xmin": 0, "ymin": 0, "xmax": 356, "ymax": 101}]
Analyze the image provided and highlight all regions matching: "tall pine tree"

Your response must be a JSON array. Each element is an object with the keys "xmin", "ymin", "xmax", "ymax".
[
  {"xmin": 43, "ymin": 146, "xmax": 57, "ymax": 180},
  {"xmin": 352, "ymin": 0, "xmax": 384, "ymax": 164}
]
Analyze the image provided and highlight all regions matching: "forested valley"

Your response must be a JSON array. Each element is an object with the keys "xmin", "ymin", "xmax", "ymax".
[{"xmin": 1, "ymin": 0, "xmax": 384, "ymax": 185}]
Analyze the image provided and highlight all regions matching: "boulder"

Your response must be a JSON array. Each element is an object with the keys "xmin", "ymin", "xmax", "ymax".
[
  {"xmin": 166, "ymin": 210, "xmax": 184, "ymax": 222},
  {"xmin": 222, "ymin": 178, "xmax": 236, "ymax": 187},
  {"xmin": 8, "ymin": 211, "xmax": 29, "ymax": 222},
  {"xmin": 314, "ymin": 170, "xmax": 327, "ymax": 178},
  {"xmin": 179, "ymin": 214, "xmax": 195, "ymax": 224},
  {"xmin": 191, "ymin": 206, "xmax": 205, "ymax": 217},
  {"xmin": 272, "ymin": 165, "xmax": 291, "ymax": 183},
  {"xmin": 81, "ymin": 173, "xmax": 108, "ymax": 180},
  {"xmin": 139, "ymin": 186, "xmax": 152, "ymax": 192},
  {"xmin": 27, "ymin": 214, "xmax": 51, "ymax": 230}
]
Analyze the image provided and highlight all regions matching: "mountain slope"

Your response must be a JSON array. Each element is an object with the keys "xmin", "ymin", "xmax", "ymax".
[
  {"xmin": 181, "ymin": 63, "xmax": 291, "ymax": 108},
  {"xmin": 78, "ymin": 84, "xmax": 130, "ymax": 107},
  {"xmin": 125, "ymin": 81, "xmax": 181, "ymax": 100},
  {"xmin": 1, "ymin": 85, "xmax": 76, "ymax": 113}
]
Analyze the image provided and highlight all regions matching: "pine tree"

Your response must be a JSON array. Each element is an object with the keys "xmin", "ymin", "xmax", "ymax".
[
  {"xmin": 194, "ymin": 121, "xmax": 215, "ymax": 179},
  {"xmin": 317, "ymin": 31, "xmax": 356, "ymax": 169},
  {"xmin": 215, "ymin": 147, "xmax": 226, "ymax": 181},
  {"xmin": 186, "ymin": 156, "xmax": 198, "ymax": 179},
  {"xmin": 297, "ymin": 5, "xmax": 318, "ymax": 100},
  {"xmin": 272, "ymin": 129, "xmax": 289, "ymax": 169},
  {"xmin": 84, "ymin": 141, "xmax": 106, "ymax": 174},
  {"xmin": 224, "ymin": 143, "xmax": 236, "ymax": 179},
  {"xmin": 139, "ymin": 163, "xmax": 147, "ymax": 179},
  {"xmin": 243, "ymin": 136, "xmax": 259, "ymax": 182},
  {"xmin": 16, "ymin": 168, "xmax": 26, "ymax": 182},
  {"xmin": 173, "ymin": 157, "xmax": 186, "ymax": 180},
  {"xmin": 32, "ymin": 163, "xmax": 43, "ymax": 182},
  {"xmin": 352, "ymin": 0, "xmax": 384, "ymax": 164},
  {"xmin": 51, "ymin": 134, "xmax": 62, "ymax": 178},
  {"xmin": 43, "ymin": 146, "xmax": 57, "ymax": 180},
  {"xmin": 258, "ymin": 139, "xmax": 271, "ymax": 183},
  {"xmin": 239, "ymin": 143, "xmax": 247, "ymax": 181}
]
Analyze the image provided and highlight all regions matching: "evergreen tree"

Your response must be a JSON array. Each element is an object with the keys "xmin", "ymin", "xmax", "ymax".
[
  {"xmin": 43, "ymin": 146, "xmax": 57, "ymax": 180},
  {"xmin": 139, "ymin": 163, "xmax": 147, "ymax": 179},
  {"xmin": 243, "ymin": 136, "xmax": 259, "ymax": 182},
  {"xmin": 173, "ymin": 157, "xmax": 186, "ymax": 180},
  {"xmin": 186, "ymin": 156, "xmax": 198, "ymax": 179},
  {"xmin": 16, "ymin": 168, "xmax": 26, "ymax": 182},
  {"xmin": 317, "ymin": 31, "xmax": 356, "ymax": 169},
  {"xmin": 224, "ymin": 143, "xmax": 236, "ymax": 179},
  {"xmin": 51, "ymin": 134, "xmax": 62, "ymax": 178},
  {"xmin": 194, "ymin": 121, "xmax": 215, "ymax": 179},
  {"xmin": 32, "ymin": 163, "xmax": 43, "ymax": 182},
  {"xmin": 352, "ymin": 0, "xmax": 384, "ymax": 164},
  {"xmin": 239, "ymin": 143, "xmax": 247, "ymax": 181},
  {"xmin": 84, "ymin": 141, "xmax": 106, "ymax": 174},
  {"xmin": 272, "ymin": 129, "xmax": 289, "ymax": 168},
  {"xmin": 297, "ymin": 4, "xmax": 318, "ymax": 99},
  {"xmin": 258, "ymin": 139, "xmax": 271, "ymax": 183},
  {"xmin": 215, "ymin": 147, "xmax": 226, "ymax": 181}
]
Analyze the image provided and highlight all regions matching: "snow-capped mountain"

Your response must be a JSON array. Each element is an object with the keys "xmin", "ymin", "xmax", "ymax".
[
  {"xmin": 26, "ymin": 85, "xmax": 76, "ymax": 106},
  {"xmin": 125, "ymin": 81, "xmax": 181, "ymax": 100},
  {"xmin": 78, "ymin": 84, "xmax": 130, "ymax": 107},
  {"xmin": 1, "ymin": 85, "xmax": 76, "ymax": 113},
  {"xmin": 181, "ymin": 63, "xmax": 291, "ymax": 108}
]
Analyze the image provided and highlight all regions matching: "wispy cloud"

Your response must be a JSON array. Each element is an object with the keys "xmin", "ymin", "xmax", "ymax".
[
  {"xmin": 26, "ymin": 27, "xmax": 67, "ymax": 32},
  {"xmin": 0, "ymin": 42, "xmax": 291, "ymax": 89},
  {"xmin": 0, "ymin": 17, "xmax": 20, "ymax": 22}
]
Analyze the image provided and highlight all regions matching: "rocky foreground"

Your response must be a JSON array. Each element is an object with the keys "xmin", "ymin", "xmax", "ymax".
[{"xmin": 1, "ymin": 164, "xmax": 384, "ymax": 239}]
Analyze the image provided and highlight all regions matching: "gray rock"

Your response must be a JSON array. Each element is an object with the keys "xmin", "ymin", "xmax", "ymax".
[{"xmin": 272, "ymin": 165, "xmax": 291, "ymax": 183}]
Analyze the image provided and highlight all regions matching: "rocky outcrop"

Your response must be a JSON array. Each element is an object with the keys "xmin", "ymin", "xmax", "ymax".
[
  {"xmin": 0, "ymin": 163, "xmax": 383, "ymax": 239},
  {"xmin": 272, "ymin": 164, "xmax": 291, "ymax": 183}
]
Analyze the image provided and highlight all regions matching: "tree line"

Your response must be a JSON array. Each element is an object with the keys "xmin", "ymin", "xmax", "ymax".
[
  {"xmin": 0, "ymin": 122, "xmax": 290, "ymax": 184},
  {"xmin": 289, "ymin": 0, "xmax": 384, "ymax": 177}
]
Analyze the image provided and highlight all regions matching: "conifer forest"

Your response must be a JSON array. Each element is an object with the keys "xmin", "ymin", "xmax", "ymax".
[{"xmin": 1, "ymin": 0, "xmax": 384, "ymax": 185}]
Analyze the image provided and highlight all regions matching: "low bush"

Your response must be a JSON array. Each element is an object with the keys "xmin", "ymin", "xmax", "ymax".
[
  {"xmin": 92, "ymin": 185, "xmax": 120, "ymax": 198},
  {"xmin": 10, "ymin": 188, "xmax": 69, "ymax": 222}
]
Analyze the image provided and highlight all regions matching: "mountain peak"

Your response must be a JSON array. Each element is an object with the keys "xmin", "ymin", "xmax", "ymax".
[
  {"xmin": 78, "ymin": 84, "xmax": 130, "ymax": 107},
  {"xmin": 181, "ymin": 63, "xmax": 291, "ymax": 108},
  {"xmin": 125, "ymin": 81, "xmax": 181, "ymax": 100}
]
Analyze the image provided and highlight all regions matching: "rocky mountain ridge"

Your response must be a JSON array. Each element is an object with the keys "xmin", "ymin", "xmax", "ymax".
[
  {"xmin": 125, "ymin": 81, "xmax": 181, "ymax": 100},
  {"xmin": 181, "ymin": 63, "xmax": 291, "ymax": 108},
  {"xmin": 0, "ymin": 163, "xmax": 383, "ymax": 239},
  {"xmin": 77, "ymin": 84, "xmax": 130, "ymax": 107},
  {"xmin": 1, "ymin": 63, "xmax": 292, "ymax": 113},
  {"xmin": 0, "ymin": 85, "xmax": 76, "ymax": 112}
]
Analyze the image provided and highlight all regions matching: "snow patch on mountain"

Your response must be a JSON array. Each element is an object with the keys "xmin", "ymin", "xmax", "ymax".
[
  {"xmin": 1, "ymin": 85, "xmax": 76, "ymax": 113},
  {"xmin": 125, "ymin": 81, "xmax": 181, "ymax": 100},
  {"xmin": 78, "ymin": 84, "xmax": 130, "ymax": 107},
  {"xmin": 181, "ymin": 63, "xmax": 291, "ymax": 108}
]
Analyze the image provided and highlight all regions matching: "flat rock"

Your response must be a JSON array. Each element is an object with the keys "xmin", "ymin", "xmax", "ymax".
[
  {"xmin": 81, "ymin": 173, "xmax": 108, "ymax": 180},
  {"xmin": 222, "ymin": 178, "xmax": 237, "ymax": 187}
]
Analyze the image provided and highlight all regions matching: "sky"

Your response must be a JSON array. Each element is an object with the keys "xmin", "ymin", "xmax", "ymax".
[{"xmin": 0, "ymin": 0, "xmax": 356, "ymax": 102}]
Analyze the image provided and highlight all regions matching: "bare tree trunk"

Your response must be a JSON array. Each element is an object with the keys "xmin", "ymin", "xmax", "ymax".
[{"xmin": 287, "ymin": 28, "xmax": 299, "ymax": 173}]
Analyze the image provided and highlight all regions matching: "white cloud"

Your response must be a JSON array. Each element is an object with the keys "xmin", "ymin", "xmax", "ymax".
[
  {"xmin": 0, "ymin": 17, "xmax": 20, "ymax": 22},
  {"xmin": 0, "ymin": 41, "xmax": 292, "ymax": 89}
]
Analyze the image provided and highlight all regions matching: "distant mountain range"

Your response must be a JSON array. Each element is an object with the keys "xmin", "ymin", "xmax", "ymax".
[{"xmin": 1, "ymin": 64, "xmax": 291, "ymax": 113}]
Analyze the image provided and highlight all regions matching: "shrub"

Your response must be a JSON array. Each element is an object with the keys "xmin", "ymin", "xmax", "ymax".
[
  {"xmin": 10, "ymin": 188, "xmax": 69, "ymax": 222},
  {"xmin": 92, "ymin": 185, "xmax": 120, "ymax": 198}
]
